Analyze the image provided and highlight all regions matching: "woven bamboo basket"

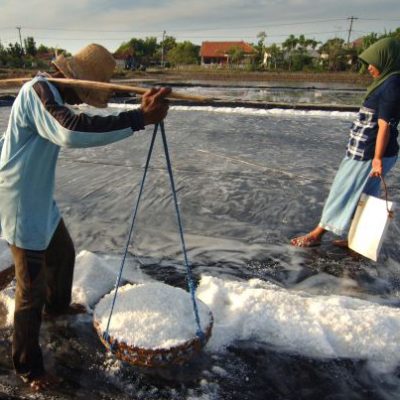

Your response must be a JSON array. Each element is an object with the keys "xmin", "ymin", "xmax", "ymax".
[{"xmin": 93, "ymin": 283, "xmax": 213, "ymax": 368}]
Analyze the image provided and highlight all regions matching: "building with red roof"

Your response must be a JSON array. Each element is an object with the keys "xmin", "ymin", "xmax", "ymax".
[{"xmin": 200, "ymin": 41, "xmax": 256, "ymax": 66}]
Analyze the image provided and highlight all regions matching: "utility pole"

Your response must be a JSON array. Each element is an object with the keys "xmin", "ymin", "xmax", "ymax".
[
  {"xmin": 16, "ymin": 26, "xmax": 23, "ymax": 51},
  {"xmin": 161, "ymin": 30, "xmax": 166, "ymax": 68},
  {"xmin": 347, "ymin": 16, "xmax": 358, "ymax": 46}
]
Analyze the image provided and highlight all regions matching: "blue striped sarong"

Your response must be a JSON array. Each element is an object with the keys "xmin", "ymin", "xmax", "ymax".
[{"xmin": 319, "ymin": 156, "xmax": 397, "ymax": 235}]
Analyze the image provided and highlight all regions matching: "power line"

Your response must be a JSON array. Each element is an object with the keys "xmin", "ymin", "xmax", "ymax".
[
  {"xmin": 0, "ymin": 16, "xmax": 397, "ymax": 34},
  {"xmin": 30, "ymin": 30, "xmax": 347, "ymax": 41},
  {"xmin": 356, "ymin": 17, "xmax": 400, "ymax": 21},
  {"xmin": 19, "ymin": 18, "xmax": 347, "ymax": 33}
]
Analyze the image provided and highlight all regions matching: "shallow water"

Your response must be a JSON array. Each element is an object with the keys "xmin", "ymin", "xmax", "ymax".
[
  {"xmin": 0, "ymin": 102, "xmax": 400, "ymax": 399},
  {"xmin": 175, "ymin": 85, "xmax": 364, "ymax": 106}
]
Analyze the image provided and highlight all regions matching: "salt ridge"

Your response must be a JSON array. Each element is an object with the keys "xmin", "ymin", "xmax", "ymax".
[
  {"xmin": 1, "ymin": 247, "xmax": 400, "ymax": 369},
  {"xmin": 104, "ymin": 103, "xmax": 356, "ymax": 119},
  {"xmin": 197, "ymin": 275, "xmax": 400, "ymax": 368}
]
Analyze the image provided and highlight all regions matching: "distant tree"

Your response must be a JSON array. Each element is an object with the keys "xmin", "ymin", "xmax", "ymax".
[
  {"xmin": 160, "ymin": 35, "xmax": 176, "ymax": 54},
  {"xmin": 282, "ymin": 34, "xmax": 299, "ymax": 52},
  {"xmin": 362, "ymin": 33, "xmax": 380, "ymax": 50},
  {"xmin": 0, "ymin": 41, "xmax": 6, "ymax": 66},
  {"xmin": 257, "ymin": 31, "xmax": 267, "ymax": 45},
  {"xmin": 265, "ymin": 43, "xmax": 284, "ymax": 69},
  {"xmin": 227, "ymin": 46, "xmax": 245, "ymax": 65},
  {"xmin": 290, "ymin": 50, "xmax": 313, "ymax": 71},
  {"xmin": 55, "ymin": 47, "xmax": 71, "ymax": 57},
  {"xmin": 116, "ymin": 37, "xmax": 159, "ymax": 65},
  {"xmin": 390, "ymin": 27, "xmax": 400, "ymax": 40},
  {"xmin": 254, "ymin": 31, "xmax": 267, "ymax": 65},
  {"xmin": 282, "ymin": 34, "xmax": 318, "ymax": 71},
  {"xmin": 158, "ymin": 35, "xmax": 176, "ymax": 65},
  {"xmin": 359, "ymin": 28, "xmax": 400, "ymax": 53},
  {"xmin": 24, "ymin": 36, "xmax": 37, "ymax": 57},
  {"xmin": 7, "ymin": 42, "xmax": 23, "ymax": 58},
  {"xmin": 297, "ymin": 35, "xmax": 319, "ymax": 50},
  {"xmin": 137, "ymin": 37, "xmax": 157, "ymax": 62},
  {"xmin": 282, "ymin": 34, "xmax": 299, "ymax": 70},
  {"xmin": 319, "ymin": 38, "xmax": 347, "ymax": 71},
  {"xmin": 4, "ymin": 42, "xmax": 24, "ymax": 67},
  {"xmin": 167, "ymin": 41, "xmax": 199, "ymax": 65},
  {"xmin": 37, "ymin": 44, "xmax": 50, "ymax": 54}
]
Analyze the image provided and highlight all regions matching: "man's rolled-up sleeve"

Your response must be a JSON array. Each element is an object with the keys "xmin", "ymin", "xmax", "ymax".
[{"xmin": 27, "ymin": 80, "xmax": 145, "ymax": 148}]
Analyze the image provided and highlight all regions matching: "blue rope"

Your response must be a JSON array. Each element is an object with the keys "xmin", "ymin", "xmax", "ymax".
[
  {"xmin": 159, "ymin": 121, "xmax": 205, "ymax": 342},
  {"xmin": 103, "ymin": 122, "xmax": 205, "ymax": 346},
  {"xmin": 103, "ymin": 124, "xmax": 158, "ymax": 344}
]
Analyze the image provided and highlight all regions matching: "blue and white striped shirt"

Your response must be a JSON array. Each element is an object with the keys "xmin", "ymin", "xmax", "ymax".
[{"xmin": 346, "ymin": 74, "xmax": 400, "ymax": 161}]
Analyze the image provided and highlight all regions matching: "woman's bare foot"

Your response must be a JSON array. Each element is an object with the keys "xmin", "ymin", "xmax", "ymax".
[
  {"xmin": 20, "ymin": 373, "xmax": 61, "ymax": 391},
  {"xmin": 291, "ymin": 226, "xmax": 326, "ymax": 247},
  {"xmin": 291, "ymin": 234, "xmax": 322, "ymax": 247}
]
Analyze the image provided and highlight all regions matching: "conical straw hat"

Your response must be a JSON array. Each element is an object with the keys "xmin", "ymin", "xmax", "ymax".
[{"xmin": 52, "ymin": 43, "xmax": 116, "ymax": 108}]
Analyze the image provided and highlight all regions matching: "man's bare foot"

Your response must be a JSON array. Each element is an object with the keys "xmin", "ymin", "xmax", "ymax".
[
  {"xmin": 332, "ymin": 239, "xmax": 349, "ymax": 248},
  {"xmin": 43, "ymin": 303, "xmax": 87, "ymax": 320},
  {"xmin": 64, "ymin": 303, "xmax": 87, "ymax": 315},
  {"xmin": 20, "ymin": 373, "xmax": 61, "ymax": 391},
  {"xmin": 291, "ymin": 234, "xmax": 321, "ymax": 247}
]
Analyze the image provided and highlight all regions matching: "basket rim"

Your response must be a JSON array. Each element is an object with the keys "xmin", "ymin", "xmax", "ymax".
[
  {"xmin": 92, "ymin": 282, "xmax": 214, "ymax": 367},
  {"xmin": 93, "ymin": 282, "xmax": 213, "ymax": 351},
  {"xmin": 93, "ymin": 311, "xmax": 213, "ymax": 367},
  {"xmin": 93, "ymin": 309, "xmax": 213, "ymax": 354}
]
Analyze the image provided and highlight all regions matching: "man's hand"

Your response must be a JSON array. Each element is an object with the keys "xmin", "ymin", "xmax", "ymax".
[{"xmin": 140, "ymin": 87, "xmax": 171, "ymax": 126}]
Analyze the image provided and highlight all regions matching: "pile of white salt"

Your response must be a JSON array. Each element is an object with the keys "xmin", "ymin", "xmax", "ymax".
[{"xmin": 94, "ymin": 282, "xmax": 212, "ymax": 350}]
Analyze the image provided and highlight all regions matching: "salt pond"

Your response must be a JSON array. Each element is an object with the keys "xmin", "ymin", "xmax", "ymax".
[{"xmin": 0, "ymin": 98, "xmax": 400, "ymax": 399}]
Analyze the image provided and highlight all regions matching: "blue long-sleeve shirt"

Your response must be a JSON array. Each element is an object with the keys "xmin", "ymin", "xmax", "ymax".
[{"xmin": 0, "ymin": 75, "xmax": 145, "ymax": 250}]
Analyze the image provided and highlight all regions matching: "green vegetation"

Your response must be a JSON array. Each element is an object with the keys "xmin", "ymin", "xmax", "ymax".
[
  {"xmin": 167, "ymin": 41, "xmax": 200, "ymax": 66},
  {"xmin": 0, "ymin": 36, "xmax": 69, "ymax": 70},
  {"xmin": 262, "ymin": 28, "xmax": 400, "ymax": 72},
  {"xmin": 0, "ymin": 28, "xmax": 399, "ymax": 74},
  {"xmin": 113, "ymin": 28, "xmax": 399, "ymax": 73},
  {"xmin": 114, "ymin": 36, "xmax": 200, "ymax": 68}
]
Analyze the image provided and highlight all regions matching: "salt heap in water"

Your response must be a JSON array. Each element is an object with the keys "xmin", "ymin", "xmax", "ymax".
[{"xmin": 94, "ymin": 282, "xmax": 212, "ymax": 350}]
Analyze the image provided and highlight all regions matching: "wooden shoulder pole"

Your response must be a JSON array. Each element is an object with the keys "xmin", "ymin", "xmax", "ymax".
[{"xmin": 0, "ymin": 77, "xmax": 210, "ymax": 102}]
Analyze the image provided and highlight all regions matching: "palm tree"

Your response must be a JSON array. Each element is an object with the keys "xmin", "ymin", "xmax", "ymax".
[{"xmin": 282, "ymin": 34, "xmax": 299, "ymax": 70}]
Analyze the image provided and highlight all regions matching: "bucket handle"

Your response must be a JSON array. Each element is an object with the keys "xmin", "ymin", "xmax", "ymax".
[{"xmin": 380, "ymin": 175, "xmax": 394, "ymax": 218}]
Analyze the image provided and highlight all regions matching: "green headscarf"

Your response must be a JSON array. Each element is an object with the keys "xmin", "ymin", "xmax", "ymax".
[{"xmin": 358, "ymin": 37, "xmax": 400, "ymax": 99}]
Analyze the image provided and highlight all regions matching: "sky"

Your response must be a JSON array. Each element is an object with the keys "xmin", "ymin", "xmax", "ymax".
[{"xmin": 0, "ymin": 0, "xmax": 399, "ymax": 54}]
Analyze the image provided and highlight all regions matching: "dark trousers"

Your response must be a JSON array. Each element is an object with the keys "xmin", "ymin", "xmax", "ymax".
[{"xmin": 10, "ymin": 219, "xmax": 75, "ymax": 379}]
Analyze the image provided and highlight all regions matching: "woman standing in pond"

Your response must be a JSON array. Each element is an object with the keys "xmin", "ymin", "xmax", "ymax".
[{"xmin": 291, "ymin": 37, "xmax": 400, "ymax": 248}]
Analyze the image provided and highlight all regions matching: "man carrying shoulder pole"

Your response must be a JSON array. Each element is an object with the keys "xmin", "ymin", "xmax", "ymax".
[{"xmin": 0, "ymin": 43, "xmax": 170, "ymax": 391}]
